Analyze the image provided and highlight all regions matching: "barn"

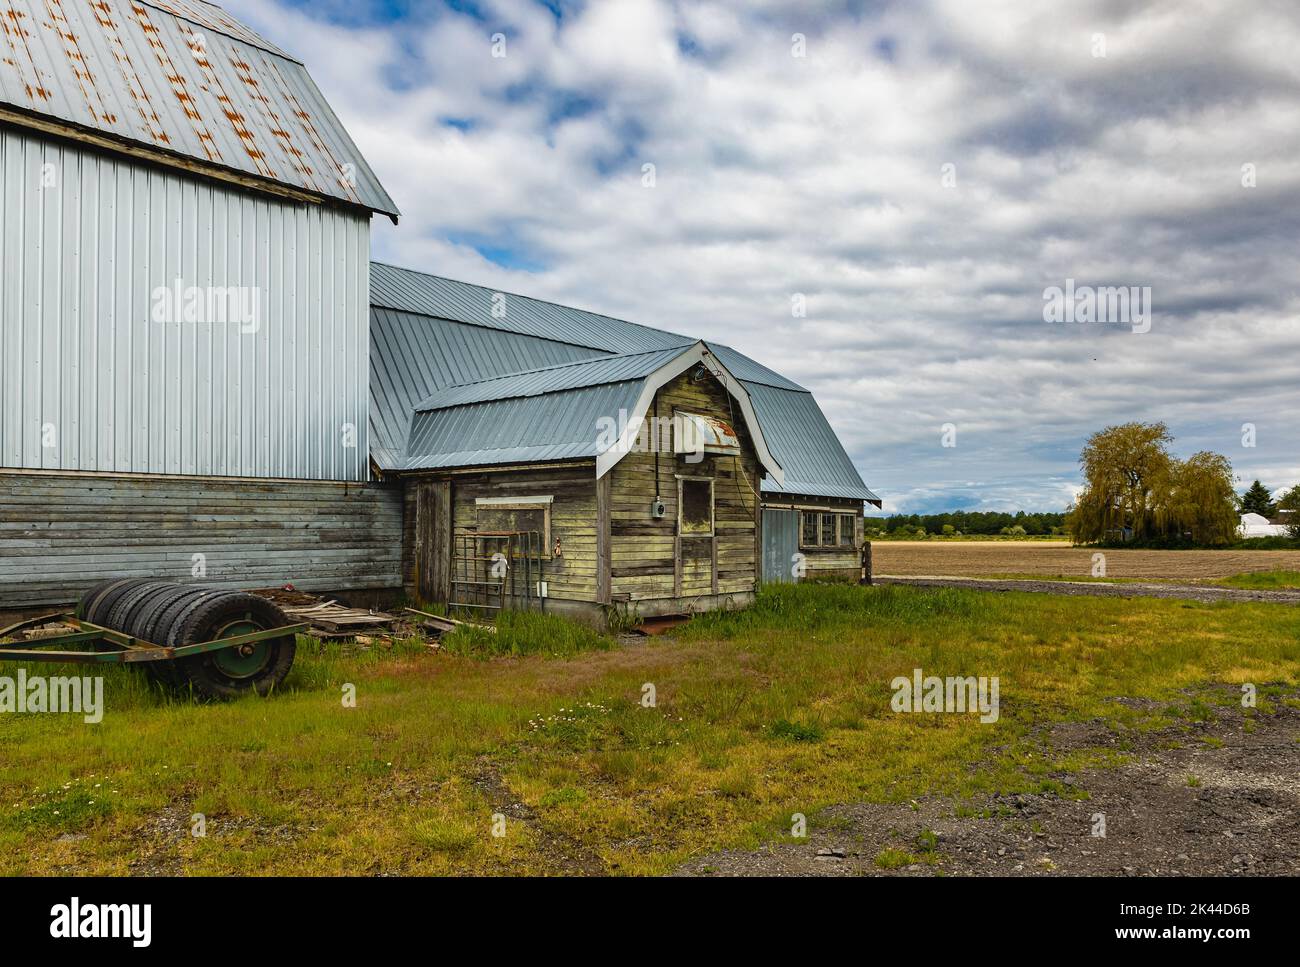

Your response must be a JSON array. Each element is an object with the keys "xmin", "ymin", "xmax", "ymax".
[
  {"xmin": 0, "ymin": 0, "xmax": 402, "ymax": 608},
  {"xmin": 0, "ymin": 0, "xmax": 879, "ymax": 623},
  {"xmin": 368, "ymin": 264, "xmax": 881, "ymax": 620}
]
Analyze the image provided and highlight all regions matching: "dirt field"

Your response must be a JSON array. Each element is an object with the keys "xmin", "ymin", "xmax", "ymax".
[{"xmin": 872, "ymin": 541, "xmax": 1300, "ymax": 581}]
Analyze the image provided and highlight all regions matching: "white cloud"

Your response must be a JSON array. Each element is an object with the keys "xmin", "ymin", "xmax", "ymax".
[{"xmin": 228, "ymin": 0, "xmax": 1300, "ymax": 512}]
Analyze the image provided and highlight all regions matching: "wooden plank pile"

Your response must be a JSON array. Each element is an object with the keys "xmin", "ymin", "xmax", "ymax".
[{"xmin": 278, "ymin": 600, "xmax": 399, "ymax": 637}]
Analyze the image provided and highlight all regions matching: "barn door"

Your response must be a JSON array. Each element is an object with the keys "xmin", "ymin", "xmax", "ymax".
[
  {"xmin": 761, "ymin": 508, "xmax": 799, "ymax": 584},
  {"xmin": 415, "ymin": 480, "xmax": 451, "ymax": 604}
]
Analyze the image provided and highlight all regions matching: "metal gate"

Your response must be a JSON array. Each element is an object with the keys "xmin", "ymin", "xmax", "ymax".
[
  {"xmin": 761, "ymin": 509, "xmax": 800, "ymax": 584},
  {"xmin": 450, "ymin": 531, "xmax": 547, "ymax": 614}
]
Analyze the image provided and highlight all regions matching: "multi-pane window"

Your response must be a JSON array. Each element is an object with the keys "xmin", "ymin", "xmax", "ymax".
[
  {"xmin": 800, "ymin": 511, "xmax": 860, "ymax": 548},
  {"xmin": 802, "ymin": 512, "xmax": 819, "ymax": 546},
  {"xmin": 839, "ymin": 514, "xmax": 856, "ymax": 546}
]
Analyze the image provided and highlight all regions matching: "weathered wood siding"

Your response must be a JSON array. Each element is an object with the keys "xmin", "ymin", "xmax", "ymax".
[
  {"xmin": 609, "ymin": 369, "xmax": 760, "ymax": 603},
  {"xmin": 0, "ymin": 470, "xmax": 403, "ymax": 608},
  {"xmin": 442, "ymin": 465, "xmax": 599, "ymax": 603}
]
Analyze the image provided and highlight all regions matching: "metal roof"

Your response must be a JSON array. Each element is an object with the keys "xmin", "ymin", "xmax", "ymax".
[
  {"xmin": 371, "ymin": 262, "xmax": 693, "ymax": 356},
  {"xmin": 369, "ymin": 306, "xmax": 603, "ymax": 468},
  {"xmin": 402, "ymin": 382, "xmax": 642, "ymax": 472},
  {"xmin": 371, "ymin": 262, "xmax": 805, "ymax": 390},
  {"xmin": 0, "ymin": 0, "xmax": 398, "ymax": 216},
  {"xmin": 414, "ymin": 346, "xmax": 687, "ymax": 411},
  {"xmin": 369, "ymin": 263, "xmax": 879, "ymax": 503},
  {"xmin": 746, "ymin": 383, "xmax": 879, "ymax": 503}
]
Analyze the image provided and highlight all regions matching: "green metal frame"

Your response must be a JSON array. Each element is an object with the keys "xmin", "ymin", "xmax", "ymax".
[{"xmin": 0, "ymin": 614, "xmax": 307, "ymax": 665}]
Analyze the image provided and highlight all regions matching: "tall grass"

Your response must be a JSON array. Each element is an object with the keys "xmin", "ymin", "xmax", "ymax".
[
  {"xmin": 680, "ymin": 582, "xmax": 986, "ymax": 638},
  {"xmin": 439, "ymin": 610, "xmax": 613, "ymax": 659}
]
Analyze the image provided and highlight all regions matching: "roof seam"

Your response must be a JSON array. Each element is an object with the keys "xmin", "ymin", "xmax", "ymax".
[
  {"xmin": 438, "ymin": 346, "xmax": 680, "ymax": 390},
  {"xmin": 367, "ymin": 295, "xmax": 632, "ymax": 355},
  {"xmin": 415, "ymin": 375, "xmax": 647, "ymax": 413},
  {"xmin": 135, "ymin": 0, "xmax": 300, "ymax": 63},
  {"xmin": 370, "ymin": 262, "xmax": 697, "ymax": 344}
]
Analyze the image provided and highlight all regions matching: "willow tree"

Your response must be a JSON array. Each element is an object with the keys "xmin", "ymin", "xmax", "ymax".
[
  {"xmin": 1279, "ymin": 485, "xmax": 1300, "ymax": 538},
  {"xmin": 1068, "ymin": 422, "xmax": 1174, "ymax": 543},
  {"xmin": 1161, "ymin": 451, "xmax": 1239, "ymax": 545}
]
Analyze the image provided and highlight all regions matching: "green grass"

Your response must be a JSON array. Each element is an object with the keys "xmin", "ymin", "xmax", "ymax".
[
  {"xmin": 1215, "ymin": 569, "xmax": 1300, "ymax": 590},
  {"xmin": 1, "ymin": 583, "xmax": 1297, "ymax": 875},
  {"xmin": 439, "ymin": 609, "xmax": 614, "ymax": 659}
]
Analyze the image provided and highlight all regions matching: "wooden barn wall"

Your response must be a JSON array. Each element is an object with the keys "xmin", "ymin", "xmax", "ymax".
[
  {"xmin": 0, "ymin": 471, "xmax": 403, "ymax": 609},
  {"xmin": 446, "ymin": 465, "xmax": 599, "ymax": 603},
  {"xmin": 609, "ymin": 369, "xmax": 761, "ymax": 603}
]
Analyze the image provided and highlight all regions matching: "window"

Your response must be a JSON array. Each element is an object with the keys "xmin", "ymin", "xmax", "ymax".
[
  {"xmin": 802, "ymin": 512, "xmax": 819, "ymax": 546},
  {"xmin": 801, "ymin": 511, "xmax": 860, "ymax": 548},
  {"xmin": 476, "ymin": 496, "xmax": 553, "ymax": 556},
  {"xmin": 678, "ymin": 477, "xmax": 714, "ymax": 536}
]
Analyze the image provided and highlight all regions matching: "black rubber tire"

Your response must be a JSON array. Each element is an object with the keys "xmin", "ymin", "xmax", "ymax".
[
  {"xmin": 130, "ymin": 584, "xmax": 192, "ymax": 644},
  {"xmin": 87, "ymin": 579, "xmax": 154, "ymax": 627},
  {"xmin": 106, "ymin": 582, "xmax": 174, "ymax": 635},
  {"xmin": 80, "ymin": 577, "xmax": 150, "ymax": 623},
  {"xmin": 77, "ymin": 579, "xmax": 129, "ymax": 620},
  {"xmin": 162, "ymin": 589, "xmax": 235, "ymax": 648},
  {"xmin": 142, "ymin": 587, "xmax": 222, "ymax": 688},
  {"xmin": 125, "ymin": 584, "xmax": 185, "ymax": 639},
  {"xmin": 171, "ymin": 593, "xmax": 295, "ymax": 700}
]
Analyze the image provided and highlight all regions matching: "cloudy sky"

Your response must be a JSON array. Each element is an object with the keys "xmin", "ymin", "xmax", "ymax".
[{"xmin": 227, "ymin": 0, "xmax": 1300, "ymax": 514}]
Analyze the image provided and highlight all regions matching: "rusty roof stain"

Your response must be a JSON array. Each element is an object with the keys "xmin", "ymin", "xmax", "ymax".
[{"xmin": 0, "ymin": 0, "xmax": 397, "ymax": 216}]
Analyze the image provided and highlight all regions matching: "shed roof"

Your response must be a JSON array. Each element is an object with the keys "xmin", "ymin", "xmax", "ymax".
[
  {"xmin": 0, "ymin": 0, "xmax": 398, "ymax": 216},
  {"xmin": 369, "ymin": 264, "xmax": 879, "ymax": 504},
  {"xmin": 402, "ymin": 382, "xmax": 642, "ymax": 473},
  {"xmin": 414, "ymin": 347, "xmax": 687, "ymax": 412}
]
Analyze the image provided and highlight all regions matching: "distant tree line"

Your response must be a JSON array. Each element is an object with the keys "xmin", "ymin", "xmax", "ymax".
[
  {"xmin": 868, "ymin": 423, "xmax": 1300, "ymax": 547},
  {"xmin": 865, "ymin": 510, "xmax": 1069, "ymax": 538}
]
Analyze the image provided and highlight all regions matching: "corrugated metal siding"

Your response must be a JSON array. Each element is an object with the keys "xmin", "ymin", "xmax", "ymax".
[
  {"xmin": 0, "ymin": 0, "xmax": 397, "ymax": 215},
  {"xmin": 369, "ymin": 306, "xmax": 604, "ymax": 469},
  {"xmin": 402, "ymin": 382, "xmax": 641, "ymax": 471},
  {"xmin": 0, "ymin": 125, "xmax": 372, "ymax": 480},
  {"xmin": 761, "ymin": 508, "xmax": 799, "ymax": 584},
  {"xmin": 0, "ymin": 470, "xmax": 403, "ymax": 608}
]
